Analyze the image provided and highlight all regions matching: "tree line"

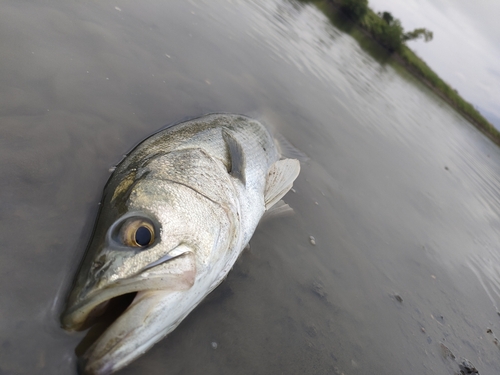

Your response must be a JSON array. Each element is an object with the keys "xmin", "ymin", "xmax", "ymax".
[
  {"xmin": 340, "ymin": 0, "xmax": 433, "ymax": 52},
  {"xmin": 335, "ymin": 0, "xmax": 500, "ymax": 144}
]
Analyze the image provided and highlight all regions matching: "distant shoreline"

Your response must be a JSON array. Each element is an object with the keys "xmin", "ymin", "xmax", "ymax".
[{"xmin": 320, "ymin": 0, "xmax": 500, "ymax": 147}]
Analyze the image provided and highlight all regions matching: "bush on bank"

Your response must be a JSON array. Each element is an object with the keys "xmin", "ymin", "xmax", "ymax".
[
  {"xmin": 340, "ymin": 0, "xmax": 368, "ymax": 20},
  {"xmin": 360, "ymin": 8, "xmax": 404, "ymax": 52}
]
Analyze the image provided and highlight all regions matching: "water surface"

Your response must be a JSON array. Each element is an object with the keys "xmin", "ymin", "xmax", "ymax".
[{"xmin": 1, "ymin": 0, "xmax": 500, "ymax": 374}]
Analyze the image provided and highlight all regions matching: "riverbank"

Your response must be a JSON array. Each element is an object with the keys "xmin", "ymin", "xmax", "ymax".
[{"xmin": 317, "ymin": 0, "xmax": 500, "ymax": 146}]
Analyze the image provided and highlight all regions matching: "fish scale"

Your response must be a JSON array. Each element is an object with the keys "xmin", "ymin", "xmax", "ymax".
[{"xmin": 146, "ymin": 148, "xmax": 237, "ymax": 208}]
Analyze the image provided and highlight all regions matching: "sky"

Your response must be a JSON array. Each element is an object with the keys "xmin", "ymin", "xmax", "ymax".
[{"xmin": 368, "ymin": 0, "xmax": 500, "ymax": 129}]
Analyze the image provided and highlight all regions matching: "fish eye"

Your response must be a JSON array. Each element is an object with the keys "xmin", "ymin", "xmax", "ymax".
[{"xmin": 120, "ymin": 219, "xmax": 155, "ymax": 248}]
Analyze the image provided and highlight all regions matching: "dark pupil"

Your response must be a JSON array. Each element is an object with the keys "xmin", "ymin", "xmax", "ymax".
[{"xmin": 135, "ymin": 226, "xmax": 152, "ymax": 246}]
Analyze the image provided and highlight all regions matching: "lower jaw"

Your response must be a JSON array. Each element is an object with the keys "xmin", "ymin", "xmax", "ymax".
[{"xmin": 75, "ymin": 292, "xmax": 139, "ymax": 357}]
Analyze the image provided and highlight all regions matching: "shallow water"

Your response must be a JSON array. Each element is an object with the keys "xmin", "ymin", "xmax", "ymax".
[{"xmin": 2, "ymin": 0, "xmax": 500, "ymax": 374}]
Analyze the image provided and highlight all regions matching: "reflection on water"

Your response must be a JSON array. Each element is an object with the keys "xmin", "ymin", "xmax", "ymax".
[{"xmin": 2, "ymin": 0, "xmax": 500, "ymax": 374}]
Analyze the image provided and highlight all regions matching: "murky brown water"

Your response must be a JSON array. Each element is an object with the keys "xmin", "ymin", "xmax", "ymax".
[{"xmin": 2, "ymin": 0, "xmax": 500, "ymax": 374}]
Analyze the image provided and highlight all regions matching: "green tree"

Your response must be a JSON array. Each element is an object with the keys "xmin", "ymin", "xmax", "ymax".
[
  {"xmin": 403, "ymin": 28, "xmax": 434, "ymax": 42},
  {"xmin": 370, "ymin": 11, "xmax": 432, "ymax": 52},
  {"xmin": 340, "ymin": 0, "xmax": 368, "ymax": 21},
  {"xmin": 380, "ymin": 19, "xmax": 404, "ymax": 52},
  {"xmin": 378, "ymin": 11, "xmax": 394, "ymax": 25}
]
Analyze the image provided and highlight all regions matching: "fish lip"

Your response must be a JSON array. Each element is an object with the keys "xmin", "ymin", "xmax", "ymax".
[
  {"xmin": 61, "ymin": 279, "xmax": 145, "ymax": 332},
  {"xmin": 79, "ymin": 290, "xmax": 176, "ymax": 375},
  {"xmin": 65, "ymin": 289, "xmax": 155, "ymax": 375},
  {"xmin": 62, "ymin": 248, "xmax": 193, "ymax": 331},
  {"xmin": 62, "ymin": 249, "xmax": 196, "ymax": 373},
  {"xmin": 78, "ymin": 349, "xmax": 117, "ymax": 375}
]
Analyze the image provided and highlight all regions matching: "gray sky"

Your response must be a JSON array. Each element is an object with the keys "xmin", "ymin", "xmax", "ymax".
[{"xmin": 369, "ymin": 0, "xmax": 500, "ymax": 129}]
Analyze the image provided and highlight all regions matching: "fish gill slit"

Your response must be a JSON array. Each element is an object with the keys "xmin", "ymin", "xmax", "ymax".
[
  {"xmin": 160, "ymin": 177, "xmax": 239, "ymax": 248},
  {"xmin": 161, "ymin": 178, "xmax": 223, "ymax": 208}
]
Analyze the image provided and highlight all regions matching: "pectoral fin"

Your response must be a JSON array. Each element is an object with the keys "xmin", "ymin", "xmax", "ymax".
[
  {"xmin": 223, "ymin": 128, "xmax": 246, "ymax": 185},
  {"xmin": 273, "ymin": 132, "xmax": 309, "ymax": 161},
  {"xmin": 260, "ymin": 199, "xmax": 294, "ymax": 223},
  {"xmin": 264, "ymin": 159, "xmax": 300, "ymax": 210}
]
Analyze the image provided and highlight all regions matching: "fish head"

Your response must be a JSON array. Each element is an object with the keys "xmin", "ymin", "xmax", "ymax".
[{"xmin": 61, "ymin": 165, "xmax": 210, "ymax": 332}]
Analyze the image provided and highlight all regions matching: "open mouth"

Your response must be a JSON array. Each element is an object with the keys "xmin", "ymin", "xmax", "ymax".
[
  {"xmin": 61, "ymin": 249, "xmax": 198, "ymax": 374},
  {"xmin": 62, "ymin": 248, "xmax": 196, "ymax": 333},
  {"xmin": 74, "ymin": 292, "xmax": 139, "ymax": 357}
]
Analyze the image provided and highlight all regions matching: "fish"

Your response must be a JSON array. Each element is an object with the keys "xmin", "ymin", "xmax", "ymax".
[{"xmin": 61, "ymin": 113, "xmax": 301, "ymax": 375}]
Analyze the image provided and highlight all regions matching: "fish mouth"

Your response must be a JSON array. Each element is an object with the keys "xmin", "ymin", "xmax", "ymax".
[
  {"xmin": 63, "ymin": 284, "xmax": 193, "ymax": 375},
  {"xmin": 69, "ymin": 289, "xmax": 176, "ymax": 375},
  {"xmin": 61, "ymin": 250, "xmax": 197, "ymax": 375},
  {"xmin": 61, "ymin": 279, "xmax": 152, "ymax": 332},
  {"xmin": 62, "ymin": 247, "xmax": 195, "ymax": 332},
  {"xmin": 74, "ymin": 291, "xmax": 139, "ymax": 356}
]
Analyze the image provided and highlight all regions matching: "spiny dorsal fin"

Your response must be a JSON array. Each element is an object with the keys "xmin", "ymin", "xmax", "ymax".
[
  {"xmin": 264, "ymin": 159, "xmax": 300, "ymax": 210},
  {"xmin": 222, "ymin": 128, "xmax": 246, "ymax": 185}
]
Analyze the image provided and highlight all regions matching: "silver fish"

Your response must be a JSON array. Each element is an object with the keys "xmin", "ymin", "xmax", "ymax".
[{"xmin": 61, "ymin": 114, "xmax": 300, "ymax": 374}]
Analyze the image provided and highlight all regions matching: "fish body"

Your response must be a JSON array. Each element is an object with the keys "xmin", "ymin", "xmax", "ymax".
[{"xmin": 61, "ymin": 114, "xmax": 300, "ymax": 374}]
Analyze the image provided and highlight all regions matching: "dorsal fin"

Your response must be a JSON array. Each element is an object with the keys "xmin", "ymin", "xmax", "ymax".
[
  {"xmin": 222, "ymin": 128, "xmax": 246, "ymax": 185},
  {"xmin": 264, "ymin": 159, "xmax": 300, "ymax": 209}
]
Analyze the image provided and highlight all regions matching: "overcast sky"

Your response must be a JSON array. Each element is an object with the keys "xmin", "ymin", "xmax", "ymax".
[{"xmin": 368, "ymin": 0, "xmax": 500, "ymax": 129}]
